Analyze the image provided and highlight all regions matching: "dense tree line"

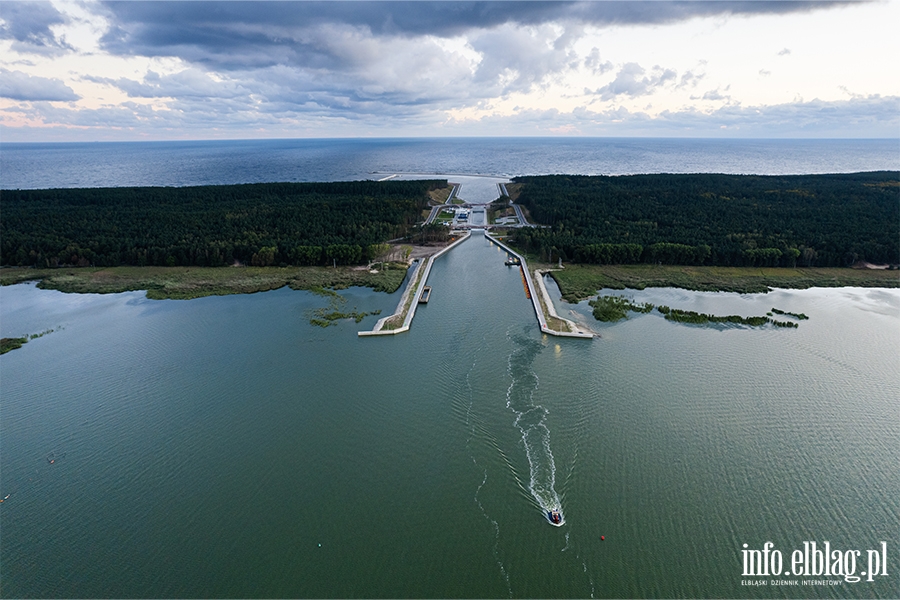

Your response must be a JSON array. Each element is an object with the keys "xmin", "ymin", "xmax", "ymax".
[
  {"xmin": 511, "ymin": 172, "xmax": 899, "ymax": 267},
  {"xmin": 407, "ymin": 222, "xmax": 452, "ymax": 244},
  {"xmin": 1, "ymin": 180, "xmax": 446, "ymax": 267}
]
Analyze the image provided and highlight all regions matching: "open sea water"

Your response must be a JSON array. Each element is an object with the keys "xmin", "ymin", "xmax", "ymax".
[{"xmin": 2, "ymin": 137, "xmax": 898, "ymax": 188}]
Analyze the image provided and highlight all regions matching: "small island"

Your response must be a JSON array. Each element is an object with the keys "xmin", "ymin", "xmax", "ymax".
[
  {"xmin": 1, "ymin": 329, "xmax": 57, "ymax": 355},
  {"xmin": 1, "ymin": 337, "xmax": 27, "ymax": 355},
  {"xmin": 588, "ymin": 295, "xmax": 802, "ymax": 328}
]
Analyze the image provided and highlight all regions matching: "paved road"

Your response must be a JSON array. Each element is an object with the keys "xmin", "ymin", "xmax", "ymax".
[
  {"xmin": 419, "ymin": 177, "xmax": 542, "ymax": 229},
  {"xmin": 511, "ymin": 203, "xmax": 527, "ymax": 225},
  {"xmin": 426, "ymin": 182, "xmax": 461, "ymax": 224}
]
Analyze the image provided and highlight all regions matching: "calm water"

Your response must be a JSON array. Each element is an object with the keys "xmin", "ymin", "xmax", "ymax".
[
  {"xmin": 2, "ymin": 137, "xmax": 898, "ymax": 189},
  {"xmin": 2, "ymin": 232, "xmax": 898, "ymax": 598}
]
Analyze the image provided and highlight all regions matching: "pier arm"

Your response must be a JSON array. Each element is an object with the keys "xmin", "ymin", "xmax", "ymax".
[
  {"xmin": 359, "ymin": 231, "xmax": 472, "ymax": 336},
  {"xmin": 484, "ymin": 233, "xmax": 593, "ymax": 339}
]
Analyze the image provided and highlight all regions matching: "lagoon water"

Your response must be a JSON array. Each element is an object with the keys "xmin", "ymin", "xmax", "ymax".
[
  {"xmin": 2, "ymin": 231, "xmax": 898, "ymax": 598},
  {"xmin": 1, "ymin": 138, "xmax": 899, "ymax": 597}
]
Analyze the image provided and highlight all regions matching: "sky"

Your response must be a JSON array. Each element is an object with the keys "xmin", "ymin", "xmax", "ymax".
[{"xmin": 1, "ymin": 1, "xmax": 898, "ymax": 141}]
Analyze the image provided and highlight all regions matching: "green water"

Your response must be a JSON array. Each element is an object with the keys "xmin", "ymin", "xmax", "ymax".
[{"xmin": 2, "ymin": 232, "xmax": 898, "ymax": 598}]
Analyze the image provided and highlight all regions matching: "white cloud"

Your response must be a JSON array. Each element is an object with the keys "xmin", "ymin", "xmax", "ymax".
[
  {"xmin": 0, "ymin": 0, "xmax": 898, "ymax": 140},
  {"xmin": 700, "ymin": 88, "xmax": 730, "ymax": 102},
  {"xmin": 468, "ymin": 23, "xmax": 581, "ymax": 95},
  {"xmin": 0, "ymin": 0, "xmax": 73, "ymax": 56},
  {"xmin": 0, "ymin": 68, "xmax": 79, "ymax": 101},
  {"xmin": 94, "ymin": 68, "xmax": 250, "ymax": 100},
  {"xmin": 592, "ymin": 63, "xmax": 678, "ymax": 100},
  {"xmin": 584, "ymin": 48, "xmax": 613, "ymax": 75}
]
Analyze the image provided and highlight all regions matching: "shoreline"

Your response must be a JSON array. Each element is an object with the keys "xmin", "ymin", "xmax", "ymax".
[
  {"xmin": 0, "ymin": 264, "xmax": 412, "ymax": 300},
  {"xmin": 359, "ymin": 231, "xmax": 471, "ymax": 336},
  {"xmin": 2, "ymin": 263, "xmax": 896, "ymax": 302},
  {"xmin": 485, "ymin": 233, "xmax": 593, "ymax": 338},
  {"xmin": 545, "ymin": 264, "xmax": 899, "ymax": 303}
]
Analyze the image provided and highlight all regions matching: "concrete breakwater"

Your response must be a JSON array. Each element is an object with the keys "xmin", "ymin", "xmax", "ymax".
[
  {"xmin": 484, "ymin": 234, "xmax": 593, "ymax": 339},
  {"xmin": 359, "ymin": 231, "xmax": 472, "ymax": 336},
  {"xmin": 359, "ymin": 230, "xmax": 592, "ymax": 338}
]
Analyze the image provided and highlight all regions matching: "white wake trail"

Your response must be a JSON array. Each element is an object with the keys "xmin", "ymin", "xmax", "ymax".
[{"xmin": 505, "ymin": 332, "xmax": 563, "ymax": 525}]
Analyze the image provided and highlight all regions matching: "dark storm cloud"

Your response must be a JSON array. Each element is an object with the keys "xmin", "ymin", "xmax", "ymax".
[
  {"xmin": 0, "ymin": 1, "xmax": 73, "ymax": 55},
  {"xmin": 97, "ymin": 1, "xmax": 856, "ymax": 68},
  {"xmin": 84, "ymin": 0, "xmax": 865, "ymax": 122},
  {"xmin": 4, "ymin": 0, "xmax": 888, "ymax": 140},
  {"xmin": 0, "ymin": 68, "xmax": 80, "ymax": 101}
]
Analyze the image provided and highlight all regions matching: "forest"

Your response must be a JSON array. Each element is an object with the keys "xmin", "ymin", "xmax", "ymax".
[
  {"xmin": 510, "ymin": 172, "xmax": 899, "ymax": 267},
  {"xmin": 1, "ymin": 180, "xmax": 445, "ymax": 268}
]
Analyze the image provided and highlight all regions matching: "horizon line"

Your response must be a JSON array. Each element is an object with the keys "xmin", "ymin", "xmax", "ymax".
[{"xmin": 3, "ymin": 135, "xmax": 899, "ymax": 145}]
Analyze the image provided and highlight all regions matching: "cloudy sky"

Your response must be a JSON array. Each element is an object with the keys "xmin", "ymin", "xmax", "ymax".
[{"xmin": 1, "ymin": 1, "xmax": 898, "ymax": 141}]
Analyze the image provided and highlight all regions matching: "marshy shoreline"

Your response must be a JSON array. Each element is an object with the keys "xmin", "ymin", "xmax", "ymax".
[{"xmin": 2, "ymin": 261, "xmax": 896, "ymax": 302}]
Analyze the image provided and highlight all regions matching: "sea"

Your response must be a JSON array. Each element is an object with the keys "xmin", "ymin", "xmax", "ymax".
[
  {"xmin": 1, "ymin": 138, "xmax": 898, "ymax": 598},
  {"xmin": 1, "ymin": 137, "xmax": 898, "ymax": 189}
]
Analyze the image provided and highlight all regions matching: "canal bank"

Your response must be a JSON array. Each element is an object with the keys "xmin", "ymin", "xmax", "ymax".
[
  {"xmin": 485, "ymin": 233, "xmax": 593, "ymax": 338},
  {"xmin": 360, "ymin": 230, "xmax": 593, "ymax": 338},
  {"xmin": 359, "ymin": 231, "xmax": 472, "ymax": 336}
]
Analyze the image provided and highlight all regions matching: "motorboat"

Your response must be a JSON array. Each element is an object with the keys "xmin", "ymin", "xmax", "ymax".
[{"xmin": 547, "ymin": 509, "xmax": 563, "ymax": 526}]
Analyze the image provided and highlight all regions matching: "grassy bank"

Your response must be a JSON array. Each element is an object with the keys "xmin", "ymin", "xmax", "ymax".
[
  {"xmin": 382, "ymin": 261, "xmax": 426, "ymax": 330},
  {"xmin": 0, "ymin": 264, "xmax": 410, "ymax": 300},
  {"xmin": 530, "ymin": 269, "xmax": 574, "ymax": 333},
  {"xmin": 548, "ymin": 264, "xmax": 899, "ymax": 303}
]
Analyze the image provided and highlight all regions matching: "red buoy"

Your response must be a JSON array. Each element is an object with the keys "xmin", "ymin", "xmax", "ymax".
[{"xmin": 601, "ymin": 536, "xmax": 605, "ymax": 541}]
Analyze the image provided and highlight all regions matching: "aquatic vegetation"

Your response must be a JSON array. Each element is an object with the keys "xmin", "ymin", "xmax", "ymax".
[
  {"xmin": 588, "ymin": 295, "xmax": 654, "ymax": 322},
  {"xmin": 656, "ymin": 306, "xmax": 797, "ymax": 328},
  {"xmin": 0, "ymin": 328, "xmax": 57, "ymax": 354},
  {"xmin": 307, "ymin": 290, "xmax": 380, "ymax": 327},
  {"xmin": 588, "ymin": 298, "xmax": 800, "ymax": 329},
  {"xmin": 1, "ymin": 337, "xmax": 27, "ymax": 354},
  {"xmin": 309, "ymin": 307, "xmax": 381, "ymax": 327},
  {"xmin": 308, "ymin": 286, "xmax": 341, "ymax": 299},
  {"xmin": 769, "ymin": 319, "xmax": 799, "ymax": 328},
  {"xmin": 771, "ymin": 307, "xmax": 809, "ymax": 320}
]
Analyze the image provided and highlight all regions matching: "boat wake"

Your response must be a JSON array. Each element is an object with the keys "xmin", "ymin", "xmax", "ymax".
[
  {"xmin": 505, "ymin": 332, "xmax": 564, "ymax": 525},
  {"xmin": 464, "ymin": 347, "xmax": 512, "ymax": 598},
  {"xmin": 473, "ymin": 468, "xmax": 511, "ymax": 597}
]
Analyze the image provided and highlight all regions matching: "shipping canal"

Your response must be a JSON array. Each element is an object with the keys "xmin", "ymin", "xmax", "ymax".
[{"xmin": 1, "ymin": 232, "xmax": 898, "ymax": 598}]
